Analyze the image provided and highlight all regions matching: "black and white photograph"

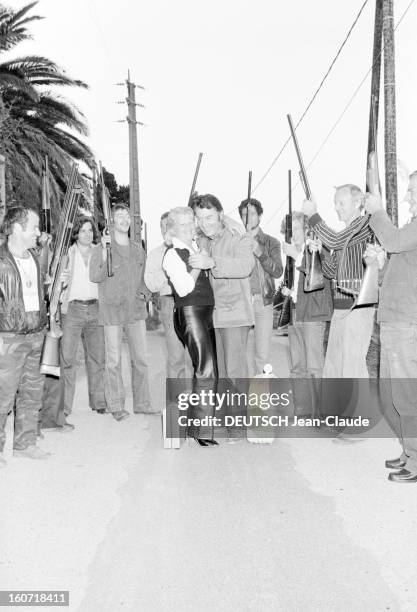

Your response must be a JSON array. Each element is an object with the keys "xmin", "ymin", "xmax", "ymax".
[{"xmin": 1, "ymin": 0, "xmax": 417, "ymax": 610}]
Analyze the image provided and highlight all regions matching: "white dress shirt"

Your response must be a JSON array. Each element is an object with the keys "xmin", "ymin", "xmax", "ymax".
[{"xmin": 162, "ymin": 238, "xmax": 198, "ymax": 298}]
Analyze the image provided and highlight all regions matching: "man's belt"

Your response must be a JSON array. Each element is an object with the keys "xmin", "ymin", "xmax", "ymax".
[{"xmin": 70, "ymin": 299, "xmax": 98, "ymax": 305}]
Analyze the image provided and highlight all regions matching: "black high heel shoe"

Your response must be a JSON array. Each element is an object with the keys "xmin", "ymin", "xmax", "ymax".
[{"xmin": 195, "ymin": 438, "xmax": 218, "ymax": 447}]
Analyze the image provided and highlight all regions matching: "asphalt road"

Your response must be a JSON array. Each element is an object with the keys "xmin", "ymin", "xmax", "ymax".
[{"xmin": 1, "ymin": 329, "xmax": 416, "ymax": 611}]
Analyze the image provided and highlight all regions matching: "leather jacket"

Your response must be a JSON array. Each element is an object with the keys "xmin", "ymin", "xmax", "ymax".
[
  {"xmin": 0, "ymin": 243, "xmax": 47, "ymax": 333},
  {"xmin": 253, "ymin": 228, "xmax": 283, "ymax": 306}
]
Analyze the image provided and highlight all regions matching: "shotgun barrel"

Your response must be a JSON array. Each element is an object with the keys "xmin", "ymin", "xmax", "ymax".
[
  {"xmin": 40, "ymin": 163, "xmax": 80, "ymax": 376},
  {"xmin": 188, "ymin": 152, "xmax": 203, "ymax": 205},
  {"xmin": 245, "ymin": 170, "xmax": 253, "ymax": 230},
  {"xmin": 287, "ymin": 114, "xmax": 312, "ymax": 199},
  {"xmin": 99, "ymin": 161, "xmax": 114, "ymax": 277}
]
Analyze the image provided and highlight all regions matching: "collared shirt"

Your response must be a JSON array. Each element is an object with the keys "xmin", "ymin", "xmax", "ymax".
[
  {"xmin": 144, "ymin": 243, "xmax": 171, "ymax": 296},
  {"xmin": 162, "ymin": 237, "xmax": 198, "ymax": 297},
  {"xmin": 68, "ymin": 246, "xmax": 98, "ymax": 302}
]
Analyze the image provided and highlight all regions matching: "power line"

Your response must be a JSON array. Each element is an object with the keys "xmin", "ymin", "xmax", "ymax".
[
  {"xmin": 252, "ymin": 0, "xmax": 371, "ymax": 194},
  {"xmin": 262, "ymin": 0, "xmax": 416, "ymax": 230}
]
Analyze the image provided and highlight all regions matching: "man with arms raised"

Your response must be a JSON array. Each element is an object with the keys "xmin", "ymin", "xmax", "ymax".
[
  {"xmin": 90, "ymin": 204, "xmax": 154, "ymax": 421},
  {"xmin": 302, "ymin": 185, "xmax": 374, "ymax": 378},
  {"xmin": 365, "ymin": 172, "xmax": 417, "ymax": 483}
]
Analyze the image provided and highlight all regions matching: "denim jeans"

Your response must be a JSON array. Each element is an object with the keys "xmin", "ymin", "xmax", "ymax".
[
  {"xmin": 41, "ymin": 300, "xmax": 107, "ymax": 426},
  {"xmin": 0, "ymin": 330, "xmax": 45, "ymax": 451},
  {"xmin": 249, "ymin": 295, "xmax": 273, "ymax": 376},
  {"xmin": 215, "ymin": 326, "xmax": 250, "ymax": 439},
  {"xmin": 62, "ymin": 300, "xmax": 106, "ymax": 414},
  {"xmin": 103, "ymin": 319, "xmax": 152, "ymax": 413},
  {"xmin": 288, "ymin": 315, "xmax": 326, "ymax": 417}
]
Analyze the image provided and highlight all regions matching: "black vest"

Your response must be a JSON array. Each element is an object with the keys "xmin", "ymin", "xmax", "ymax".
[{"xmin": 166, "ymin": 246, "xmax": 214, "ymax": 307}]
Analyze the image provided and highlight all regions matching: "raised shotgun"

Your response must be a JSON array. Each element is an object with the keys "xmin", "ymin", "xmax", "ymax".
[
  {"xmin": 245, "ymin": 170, "xmax": 253, "ymax": 230},
  {"xmin": 287, "ymin": 114, "xmax": 324, "ymax": 292},
  {"xmin": 99, "ymin": 161, "xmax": 114, "ymax": 277},
  {"xmin": 188, "ymin": 152, "xmax": 203, "ymax": 206},
  {"xmin": 40, "ymin": 164, "xmax": 80, "ymax": 376},
  {"xmin": 356, "ymin": 94, "xmax": 380, "ymax": 306}
]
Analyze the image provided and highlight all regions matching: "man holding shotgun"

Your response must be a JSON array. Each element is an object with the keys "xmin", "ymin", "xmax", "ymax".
[
  {"xmin": 90, "ymin": 204, "xmax": 154, "ymax": 421},
  {"xmin": 40, "ymin": 215, "xmax": 107, "ymax": 432},
  {"xmin": 0, "ymin": 207, "xmax": 51, "ymax": 464},
  {"xmin": 238, "ymin": 197, "xmax": 282, "ymax": 375},
  {"xmin": 302, "ymin": 187, "xmax": 374, "ymax": 378}
]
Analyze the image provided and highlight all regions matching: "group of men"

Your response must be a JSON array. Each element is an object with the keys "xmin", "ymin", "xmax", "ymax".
[
  {"xmin": 0, "ymin": 203, "xmax": 157, "ymax": 467},
  {"xmin": 1, "ymin": 170, "xmax": 417, "ymax": 481}
]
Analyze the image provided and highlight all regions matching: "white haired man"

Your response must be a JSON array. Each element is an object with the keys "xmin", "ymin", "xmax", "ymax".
[{"xmin": 302, "ymin": 185, "xmax": 374, "ymax": 378}]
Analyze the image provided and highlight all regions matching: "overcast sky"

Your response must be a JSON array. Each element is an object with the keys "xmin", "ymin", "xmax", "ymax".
[{"xmin": 9, "ymin": 0, "xmax": 417, "ymax": 247}]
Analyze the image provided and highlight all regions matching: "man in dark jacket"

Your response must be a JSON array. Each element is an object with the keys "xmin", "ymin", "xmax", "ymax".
[
  {"xmin": 239, "ymin": 198, "xmax": 283, "ymax": 375},
  {"xmin": 0, "ymin": 207, "xmax": 50, "ymax": 465}
]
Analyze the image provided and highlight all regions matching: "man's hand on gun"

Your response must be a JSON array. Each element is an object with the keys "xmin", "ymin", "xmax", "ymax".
[
  {"xmin": 364, "ymin": 192, "xmax": 384, "ymax": 215},
  {"xmin": 282, "ymin": 241, "xmax": 299, "ymax": 261},
  {"xmin": 301, "ymin": 197, "xmax": 317, "ymax": 218},
  {"xmin": 59, "ymin": 268, "xmax": 70, "ymax": 287},
  {"xmin": 101, "ymin": 231, "xmax": 111, "ymax": 261},
  {"xmin": 281, "ymin": 285, "xmax": 293, "ymax": 298},
  {"xmin": 306, "ymin": 237, "xmax": 322, "ymax": 253},
  {"xmin": 38, "ymin": 231, "xmax": 52, "ymax": 247},
  {"xmin": 364, "ymin": 243, "xmax": 386, "ymax": 270}
]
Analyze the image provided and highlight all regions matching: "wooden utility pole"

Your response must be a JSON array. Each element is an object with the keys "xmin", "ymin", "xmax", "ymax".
[
  {"xmin": 0, "ymin": 154, "xmax": 5, "ymax": 224},
  {"xmin": 382, "ymin": 0, "xmax": 398, "ymax": 225},
  {"xmin": 117, "ymin": 71, "xmax": 145, "ymax": 244}
]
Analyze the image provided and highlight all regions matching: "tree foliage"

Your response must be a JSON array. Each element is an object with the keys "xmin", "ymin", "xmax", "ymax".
[{"xmin": 0, "ymin": 1, "xmax": 93, "ymax": 221}]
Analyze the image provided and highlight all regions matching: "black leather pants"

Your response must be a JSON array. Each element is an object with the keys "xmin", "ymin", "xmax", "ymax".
[{"xmin": 174, "ymin": 305, "xmax": 218, "ymax": 438}]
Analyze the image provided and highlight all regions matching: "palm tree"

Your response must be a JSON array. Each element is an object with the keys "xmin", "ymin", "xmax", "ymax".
[{"xmin": 0, "ymin": 1, "xmax": 93, "ymax": 217}]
